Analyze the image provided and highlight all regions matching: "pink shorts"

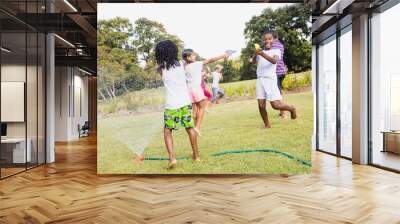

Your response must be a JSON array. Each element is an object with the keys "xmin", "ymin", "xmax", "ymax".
[
  {"xmin": 204, "ymin": 88, "xmax": 212, "ymax": 101},
  {"xmin": 188, "ymin": 86, "xmax": 206, "ymax": 103}
]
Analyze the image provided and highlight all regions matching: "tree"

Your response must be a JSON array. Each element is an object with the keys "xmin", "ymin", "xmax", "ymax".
[
  {"xmin": 218, "ymin": 59, "xmax": 240, "ymax": 83},
  {"xmin": 132, "ymin": 18, "xmax": 184, "ymax": 64},
  {"xmin": 131, "ymin": 18, "xmax": 185, "ymax": 88},
  {"xmin": 241, "ymin": 3, "xmax": 311, "ymax": 79},
  {"xmin": 97, "ymin": 17, "xmax": 186, "ymax": 101},
  {"xmin": 98, "ymin": 17, "xmax": 134, "ymax": 51}
]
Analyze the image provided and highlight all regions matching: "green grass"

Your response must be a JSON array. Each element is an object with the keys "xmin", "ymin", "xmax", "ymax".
[{"xmin": 98, "ymin": 91, "xmax": 313, "ymax": 174}]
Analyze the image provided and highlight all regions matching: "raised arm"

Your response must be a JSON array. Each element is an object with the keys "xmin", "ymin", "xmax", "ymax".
[
  {"xmin": 251, "ymin": 54, "xmax": 258, "ymax": 64},
  {"xmin": 255, "ymin": 49, "xmax": 278, "ymax": 64},
  {"xmin": 203, "ymin": 53, "xmax": 229, "ymax": 65}
]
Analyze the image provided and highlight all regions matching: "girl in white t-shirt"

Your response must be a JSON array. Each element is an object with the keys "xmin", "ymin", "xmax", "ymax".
[
  {"xmin": 182, "ymin": 49, "xmax": 230, "ymax": 136},
  {"xmin": 152, "ymin": 40, "xmax": 200, "ymax": 167},
  {"xmin": 252, "ymin": 31, "xmax": 297, "ymax": 129}
]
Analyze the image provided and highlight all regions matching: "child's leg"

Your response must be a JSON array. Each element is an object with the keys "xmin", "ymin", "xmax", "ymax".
[
  {"xmin": 215, "ymin": 89, "xmax": 223, "ymax": 104},
  {"xmin": 195, "ymin": 99, "xmax": 207, "ymax": 130},
  {"xmin": 192, "ymin": 103, "xmax": 198, "ymax": 124},
  {"xmin": 258, "ymin": 99, "xmax": 271, "ymax": 128},
  {"xmin": 270, "ymin": 100, "xmax": 297, "ymax": 119},
  {"xmin": 186, "ymin": 128, "xmax": 200, "ymax": 160},
  {"xmin": 163, "ymin": 128, "xmax": 176, "ymax": 163},
  {"xmin": 218, "ymin": 89, "xmax": 224, "ymax": 98},
  {"xmin": 277, "ymin": 77, "xmax": 285, "ymax": 118},
  {"xmin": 211, "ymin": 87, "xmax": 218, "ymax": 103}
]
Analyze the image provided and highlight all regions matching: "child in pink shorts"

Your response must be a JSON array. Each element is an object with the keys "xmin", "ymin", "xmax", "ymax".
[{"xmin": 182, "ymin": 49, "xmax": 230, "ymax": 136}]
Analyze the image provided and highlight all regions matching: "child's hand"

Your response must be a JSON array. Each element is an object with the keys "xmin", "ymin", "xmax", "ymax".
[{"xmin": 255, "ymin": 48, "xmax": 263, "ymax": 55}]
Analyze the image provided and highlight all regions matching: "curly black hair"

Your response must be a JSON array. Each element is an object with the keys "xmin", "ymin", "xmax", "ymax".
[
  {"xmin": 182, "ymin": 48, "xmax": 194, "ymax": 62},
  {"xmin": 155, "ymin": 40, "xmax": 180, "ymax": 70}
]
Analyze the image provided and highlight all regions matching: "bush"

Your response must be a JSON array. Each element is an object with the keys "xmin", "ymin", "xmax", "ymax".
[
  {"xmin": 219, "ymin": 80, "xmax": 256, "ymax": 98},
  {"xmin": 100, "ymin": 100, "xmax": 119, "ymax": 114},
  {"xmin": 282, "ymin": 71, "xmax": 311, "ymax": 90}
]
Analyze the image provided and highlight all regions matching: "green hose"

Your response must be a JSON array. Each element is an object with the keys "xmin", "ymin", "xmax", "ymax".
[{"xmin": 144, "ymin": 149, "xmax": 311, "ymax": 167}]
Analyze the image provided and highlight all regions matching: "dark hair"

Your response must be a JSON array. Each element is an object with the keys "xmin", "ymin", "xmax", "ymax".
[
  {"xmin": 262, "ymin": 30, "xmax": 275, "ymax": 38},
  {"xmin": 155, "ymin": 40, "xmax": 180, "ymax": 70},
  {"xmin": 182, "ymin": 48, "xmax": 194, "ymax": 62}
]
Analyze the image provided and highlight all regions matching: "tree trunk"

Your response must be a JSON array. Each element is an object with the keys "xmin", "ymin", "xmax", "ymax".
[
  {"xmin": 105, "ymin": 87, "xmax": 113, "ymax": 99},
  {"xmin": 111, "ymin": 84, "xmax": 116, "ymax": 98},
  {"xmin": 97, "ymin": 89, "xmax": 107, "ymax": 101},
  {"xmin": 122, "ymin": 81, "xmax": 129, "ymax": 94}
]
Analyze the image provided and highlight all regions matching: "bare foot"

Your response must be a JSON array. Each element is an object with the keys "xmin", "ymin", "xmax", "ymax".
[
  {"xmin": 193, "ymin": 157, "xmax": 201, "ymax": 162},
  {"xmin": 168, "ymin": 159, "xmax": 177, "ymax": 169},
  {"xmin": 263, "ymin": 124, "xmax": 271, "ymax": 129},
  {"xmin": 290, "ymin": 107, "xmax": 297, "ymax": 119},
  {"xmin": 194, "ymin": 127, "xmax": 202, "ymax": 136},
  {"xmin": 133, "ymin": 154, "xmax": 145, "ymax": 164}
]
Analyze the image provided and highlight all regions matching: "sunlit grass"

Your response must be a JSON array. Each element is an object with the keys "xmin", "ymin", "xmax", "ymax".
[{"xmin": 98, "ymin": 91, "xmax": 312, "ymax": 174}]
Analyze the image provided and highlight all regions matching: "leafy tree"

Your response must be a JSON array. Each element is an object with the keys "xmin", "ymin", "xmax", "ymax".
[
  {"xmin": 132, "ymin": 18, "xmax": 184, "ymax": 64},
  {"xmin": 241, "ymin": 3, "xmax": 311, "ymax": 79},
  {"xmin": 97, "ymin": 17, "xmax": 186, "ymax": 101},
  {"xmin": 98, "ymin": 17, "xmax": 134, "ymax": 50},
  {"xmin": 219, "ymin": 59, "xmax": 240, "ymax": 83}
]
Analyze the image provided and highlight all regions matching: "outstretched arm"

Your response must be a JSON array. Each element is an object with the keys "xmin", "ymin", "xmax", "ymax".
[
  {"xmin": 255, "ymin": 49, "xmax": 278, "ymax": 64},
  {"xmin": 203, "ymin": 53, "xmax": 229, "ymax": 65}
]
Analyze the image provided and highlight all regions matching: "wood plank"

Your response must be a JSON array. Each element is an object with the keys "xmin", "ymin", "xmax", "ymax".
[{"xmin": 0, "ymin": 135, "xmax": 400, "ymax": 223}]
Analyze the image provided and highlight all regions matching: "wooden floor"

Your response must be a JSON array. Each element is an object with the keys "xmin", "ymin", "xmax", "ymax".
[{"xmin": 1, "ymin": 135, "xmax": 400, "ymax": 224}]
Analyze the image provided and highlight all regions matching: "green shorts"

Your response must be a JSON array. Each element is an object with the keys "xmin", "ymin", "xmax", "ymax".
[{"xmin": 164, "ymin": 104, "xmax": 194, "ymax": 130}]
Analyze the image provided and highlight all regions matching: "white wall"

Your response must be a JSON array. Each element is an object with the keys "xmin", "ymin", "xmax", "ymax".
[
  {"xmin": 55, "ymin": 67, "xmax": 89, "ymax": 141},
  {"xmin": 55, "ymin": 66, "xmax": 70, "ymax": 141}
]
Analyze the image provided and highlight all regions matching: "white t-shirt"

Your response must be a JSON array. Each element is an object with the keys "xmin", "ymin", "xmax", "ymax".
[
  {"xmin": 212, "ymin": 72, "xmax": 221, "ymax": 88},
  {"xmin": 256, "ymin": 49, "xmax": 281, "ymax": 79},
  {"xmin": 185, "ymin": 61, "xmax": 203, "ymax": 89},
  {"xmin": 161, "ymin": 64, "xmax": 191, "ymax": 109}
]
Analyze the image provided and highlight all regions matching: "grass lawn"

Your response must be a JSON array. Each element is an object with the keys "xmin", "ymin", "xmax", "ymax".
[{"xmin": 98, "ymin": 90, "xmax": 313, "ymax": 174}]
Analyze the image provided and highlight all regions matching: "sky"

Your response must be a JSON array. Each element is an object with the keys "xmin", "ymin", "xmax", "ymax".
[{"xmin": 98, "ymin": 3, "xmax": 291, "ymax": 59}]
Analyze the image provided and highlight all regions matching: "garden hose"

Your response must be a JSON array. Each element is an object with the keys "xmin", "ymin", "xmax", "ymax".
[{"xmin": 144, "ymin": 149, "xmax": 311, "ymax": 167}]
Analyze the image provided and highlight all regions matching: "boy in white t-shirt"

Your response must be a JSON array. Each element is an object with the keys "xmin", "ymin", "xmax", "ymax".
[
  {"xmin": 152, "ymin": 40, "xmax": 200, "ymax": 167},
  {"xmin": 252, "ymin": 31, "xmax": 297, "ymax": 128},
  {"xmin": 182, "ymin": 49, "xmax": 230, "ymax": 136}
]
